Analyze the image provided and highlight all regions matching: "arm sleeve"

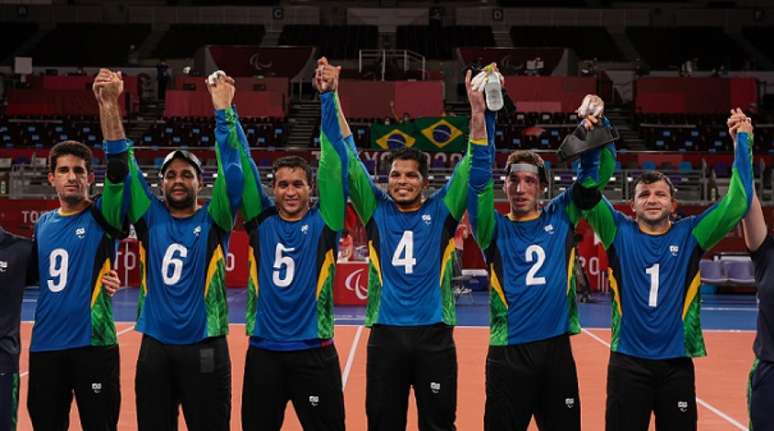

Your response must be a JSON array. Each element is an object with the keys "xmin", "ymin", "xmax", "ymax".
[
  {"xmin": 581, "ymin": 196, "xmax": 620, "ymax": 250},
  {"xmin": 691, "ymin": 132, "xmax": 754, "ymax": 250},
  {"xmin": 343, "ymin": 131, "xmax": 384, "ymax": 225},
  {"xmin": 570, "ymin": 117, "xmax": 618, "ymax": 211},
  {"xmin": 208, "ymin": 106, "xmax": 248, "ymax": 232},
  {"xmin": 103, "ymin": 139, "xmax": 153, "ymax": 224},
  {"xmin": 468, "ymin": 110, "xmax": 497, "ymax": 252},
  {"xmin": 439, "ymin": 110, "xmax": 492, "ymax": 221},
  {"xmin": 317, "ymin": 91, "xmax": 350, "ymax": 231}
]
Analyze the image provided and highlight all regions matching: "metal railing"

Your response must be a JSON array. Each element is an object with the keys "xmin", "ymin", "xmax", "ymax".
[{"xmin": 358, "ymin": 49, "xmax": 426, "ymax": 81}]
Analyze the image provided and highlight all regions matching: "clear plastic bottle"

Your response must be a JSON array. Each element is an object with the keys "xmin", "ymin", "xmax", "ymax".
[{"xmin": 484, "ymin": 73, "xmax": 503, "ymax": 111}]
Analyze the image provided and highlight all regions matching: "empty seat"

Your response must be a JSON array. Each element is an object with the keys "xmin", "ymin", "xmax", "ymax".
[
  {"xmin": 723, "ymin": 260, "xmax": 756, "ymax": 287},
  {"xmin": 699, "ymin": 259, "xmax": 726, "ymax": 285}
]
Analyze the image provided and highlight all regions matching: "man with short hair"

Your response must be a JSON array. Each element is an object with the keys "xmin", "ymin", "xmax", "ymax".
[
  {"xmin": 26, "ymin": 137, "xmax": 125, "ymax": 430},
  {"xmin": 579, "ymin": 108, "xmax": 754, "ymax": 430},
  {"xmin": 468, "ymin": 95, "xmax": 616, "ymax": 430},
  {"xmin": 238, "ymin": 57, "xmax": 349, "ymax": 431},
  {"xmin": 327, "ymin": 63, "xmax": 487, "ymax": 430},
  {"xmin": 97, "ymin": 68, "xmax": 248, "ymax": 430}
]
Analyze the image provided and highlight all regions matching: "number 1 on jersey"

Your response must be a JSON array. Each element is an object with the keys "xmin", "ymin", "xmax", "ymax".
[
  {"xmin": 392, "ymin": 230, "xmax": 416, "ymax": 274},
  {"xmin": 645, "ymin": 263, "xmax": 659, "ymax": 307}
]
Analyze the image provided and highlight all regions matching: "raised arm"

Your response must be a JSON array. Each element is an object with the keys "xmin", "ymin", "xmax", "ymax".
[
  {"xmin": 206, "ymin": 72, "xmax": 248, "ymax": 232},
  {"xmin": 94, "ymin": 68, "xmax": 151, "ymax": 227},
  {"xmin": 466, "ymin": 68, "xmax": 497, "ymax": 251},
  {"xmin": 315, "ymin": 62, "xmax": 383, "ymax": 226},
  {"xmin": 743, "ymin": 193, "xmax": 767, "ymax": 252},
  {"xmin": 567, "ymin": 95, "xmax": 618, "ymax": 221},
  {"xmin": 314, "ymin": 58, "xmax": 350, "ymax": 231},
  {"xmin": 440, "ymin": 68, "xmax": 490, "ymax": 221},
  {"xmin": 692, "ymin": 109, "xmax": 754, "ymax": 251}
]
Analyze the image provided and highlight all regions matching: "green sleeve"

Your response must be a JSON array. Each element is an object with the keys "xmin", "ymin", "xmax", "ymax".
[
  {"xmin": 208, "ymin": 107, "xmax": 248, "ymax": 232},
  {"xmin": 692, "ymin": 132, "xmax": 754, "ymax": 250},
  {"xmin": 441, "ymin": 138, "xmax": 482, "ymax": 221},
  {"xmin": 102, "ymin": 139, "xmax": 152, "ymax": 225},
  {"xmin": 318, "ymin": 91, "xmax": 349, "ymax": 231},
  {"xmin": 98, "ymin": 179, "xmax": 126, "ymax": 234},
  {"xmin": 582, "ymin": 197, "xmax": 618, "ymax": 250},
  {"xmin": 467, "ymin": 110, "xmax": 497, "ymax": 250},
  {"xmin": 344, "ymin": 137, "xmax": 382, "ymax": 224}
]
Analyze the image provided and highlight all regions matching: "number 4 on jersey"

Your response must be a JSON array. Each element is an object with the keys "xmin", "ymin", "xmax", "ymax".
[{"xmin": 392, "ymin": 230, "xmax": 417, "ymax": 274}]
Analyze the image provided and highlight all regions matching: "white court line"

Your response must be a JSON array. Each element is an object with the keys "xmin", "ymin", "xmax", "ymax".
[
  {"xmin": 341, "ymin": 325, "xmax": 364, "ymax": 390},
  {"xmin": 702, "ymin": 307, "xmax": 757, "ymax": 312},
  {"xmin": 19, "ymin": 326, "xmax": 135, "ymax": 378},
  {"xmin": 581, "ymin": 328, "xmax": 749, "ymax": 431}
]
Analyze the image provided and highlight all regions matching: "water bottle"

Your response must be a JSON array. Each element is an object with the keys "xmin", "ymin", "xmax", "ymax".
[{"xmin": 484, "ymin": 73, "xmax": 504, "ymax": 111}]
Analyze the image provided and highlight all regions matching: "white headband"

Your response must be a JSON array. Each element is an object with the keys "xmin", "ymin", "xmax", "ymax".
[{"xmin": 508, "ymin": 163, "xmax": 540, "ymax": 175}]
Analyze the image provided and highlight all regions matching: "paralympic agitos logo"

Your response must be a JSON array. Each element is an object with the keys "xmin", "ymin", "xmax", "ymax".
[{"xmin": 344, "ymin": 268, "xmax": 369, "ymax": 300}]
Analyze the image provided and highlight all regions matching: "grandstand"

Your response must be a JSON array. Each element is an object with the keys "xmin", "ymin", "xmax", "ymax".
[{"xmin": 1, "ymin": 1, "xmax": 773, "ymax": 429}]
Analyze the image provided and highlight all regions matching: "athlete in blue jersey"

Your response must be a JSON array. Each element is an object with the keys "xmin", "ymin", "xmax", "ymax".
[
  {"xmin": 468, "ymin": 94, "xmax": 616, "ymax": 430},
  {"xmin": 26, "ymin": 115, "xmax": 125, "ymax": 429},
  {"xmin": 100, "ymin": 70, "xmax": 248, "ymax": 430},
  {"xmin": 734, "ymin": 113, "xmax": 774, "ymax": 431},
  {"xmin": 578, "ymin": 108, "xmax": 754, "ymax": 430},
  {"xmin": 329, "ymin": 68, "xmax": 487, "ymax": 430},
  {"xmin": 238, "ymin": 58, "xmax": 348, "ymax": 431}
]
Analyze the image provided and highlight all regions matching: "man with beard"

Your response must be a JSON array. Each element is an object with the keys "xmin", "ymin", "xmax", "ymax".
[
  {"xmin": 577, "ymin": 108, "xmax": 753, "ymax": 431},
  {"xmin": 326, "ymin": 64, "xmax": 486, "ymax": 430},
  {"xmin": 238, "ymin": 57, "xmax": 348, "ymax": 431},
  {"xmin": 25, "ymin": 136, "xmax": 125, "ymax": 429},
  {"xmin": 467, "ymin": 95, "xmax": 616, "ymax": 431},
  {"xmin": 98, "ymin": 69, "xmax": 248, "ymax": 430}
]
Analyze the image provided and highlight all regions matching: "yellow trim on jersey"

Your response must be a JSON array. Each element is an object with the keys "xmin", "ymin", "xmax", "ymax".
[
  {"xmin": 682, "ymin": 272, "xmax": 702, "ymax": 320},
  {"xmin": 368, "ymin": 240, "xmax": 383, "ymax": 286},
  {"xmin": 91, "ymin": 258, "xmax": 111, "ymax": 307},
  {"xmin": 567, "ymin": 247, "xmax": 576, "ymax": 294},
  {"xmin": 316, "ymin": 250, "xmax": 335, "ymax": 299},
  {"xmin": 439, "ymin": 239, "xmax": 456, "ymax": 285},
  {"xmin": 139, "ymin": 243, "xmax": 147, "ymax": 294},
  {"xmin": 507, "ymin": 211, "xmax": 542, "ymax": 222},
  {"xmin": 489, "ymin": 263, "xmax": 508, "ymax": 309},
  {"xmin": 248, "ymin": 246, "xmax": 259, "ymax": 297},
  {"xmin": 608, "ymin": 267, "xmax": 622, "ymax": 316},
  {"xmin": 205, "ymin": 245, "xmax": 225, "ymax": 297},
  {"xmin": 470, "ymin": 137, "xmax": 488, "ymax": 146}
]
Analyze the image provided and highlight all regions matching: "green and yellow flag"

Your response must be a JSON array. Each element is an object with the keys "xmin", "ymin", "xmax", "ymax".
[{"xmin": 371, "ymin": 116, "xmax": 469, "ymax": 152}]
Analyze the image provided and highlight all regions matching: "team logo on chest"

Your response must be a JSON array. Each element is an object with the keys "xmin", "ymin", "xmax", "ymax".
[
  {"xmin": 422, "ymin": 214, "xmax": 432, "ymax": 225},
  {"xmin": 193, "ymin": 225, "xmax": 202, "ymax": 237},
  {"xmin": 75, "ymin": 227, "xmax": 86, "ymax": 239},
  {"xmin": 544, "ymin": 224, "xmax": 555, "ymax": 235},
  {"xmin": 301, "ymin": 224, "xmax": 309, "ymax": 235},
  {"xmin": 669, "ymin": 245, "xmax": 679, "ymax": 256},
  {"xmin": 0, "ymin": 260, "xmax": 7, "ymax": 272}
]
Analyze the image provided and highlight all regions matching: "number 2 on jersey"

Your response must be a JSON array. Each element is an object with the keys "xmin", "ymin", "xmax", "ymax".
[
  {"xmin": 525, "ymin": 245, "xmax": 546, "ymax": 286},
  {"xmin": 392, "ymin": 230, "xmax": 417, "ymax": 274}
]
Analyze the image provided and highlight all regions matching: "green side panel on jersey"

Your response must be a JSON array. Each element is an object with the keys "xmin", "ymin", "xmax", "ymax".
[
  {"xmin": 316, "ymin": 267, "xmax": 336, "ymax": 340},
  {"xmin": 683, "ymin": 294, "xmax": 707, "ymax": 357},
  {"xmin": 205, "ymin": 259, "xmax": 229, "ymax": 338},
  {"xmin": 364, "ymin": 262, "xmax": 383, "ymax": 327},
  {"xmin": 489, "ymin": 286, "xmax": 509, "ymax": 346}
]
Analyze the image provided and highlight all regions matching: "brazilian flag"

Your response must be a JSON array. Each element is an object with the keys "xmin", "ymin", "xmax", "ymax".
[
  {"xmin": 375, "ymin": 128, "xmax": 416, "ymax": 150},
  {"xmin": 371, "ymin": 117, "xmax": 469, "ymax": 152}
]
